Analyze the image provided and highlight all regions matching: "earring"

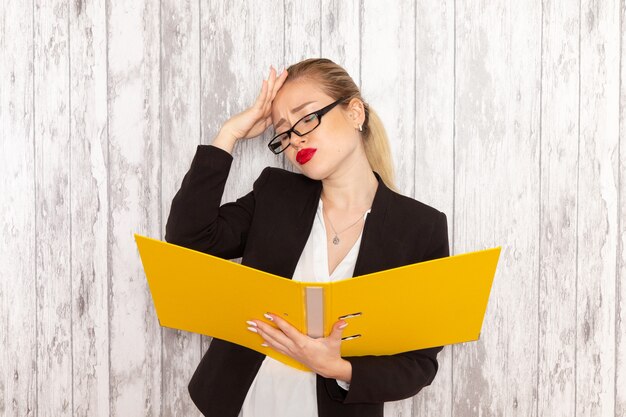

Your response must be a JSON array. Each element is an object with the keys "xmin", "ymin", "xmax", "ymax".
[{"xmin": 358, "ymin": 124, "xmax": 363, "ymax": 132}]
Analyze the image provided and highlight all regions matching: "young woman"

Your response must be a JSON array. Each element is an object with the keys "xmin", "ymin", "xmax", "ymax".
[{"xmin": 165, "ymin": 58, "xmax": 449, "ymax": 417}]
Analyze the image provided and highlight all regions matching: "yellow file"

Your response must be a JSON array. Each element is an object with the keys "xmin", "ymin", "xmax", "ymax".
[{"xmin": 134, "ymin": 233, "xmax": 501, "ymax": 372}]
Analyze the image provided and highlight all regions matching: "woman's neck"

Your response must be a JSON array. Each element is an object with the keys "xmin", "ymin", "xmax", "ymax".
[{"xmin": 320, "ymin": 163, "xmax": 379, "ymax": 211}]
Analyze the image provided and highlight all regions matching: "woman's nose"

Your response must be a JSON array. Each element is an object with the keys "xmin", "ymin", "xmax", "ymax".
[{"xmin": 289, "ymin": 132, "xmax": 306, "ymax": 149}]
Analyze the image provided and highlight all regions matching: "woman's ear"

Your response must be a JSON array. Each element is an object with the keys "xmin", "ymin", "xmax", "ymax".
[{"xmin": 347, "ymin": 98, "xmax": 365, "ymax": 127}]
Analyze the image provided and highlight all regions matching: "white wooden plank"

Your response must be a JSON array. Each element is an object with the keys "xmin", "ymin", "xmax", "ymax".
[
  {"xmin": 362, "ymin": 0, "xmax": 415, "ymax": 197},
  {"xmin": 361, "ymin": 0, "xmax": 416, "ymax": 414},
  {"xmin": 107, "ymin": 1, "xmax": 162, "ymax": 415},
  {"xmin": 68, "ymin": 1, "xmax": 110, "ymax": 416},
  {"xmin": 454, "ymin": 1, "xmax": 542, "ymax": 415},
  {"xmin": 200, "ymin": 0, "xmax": 284, "ymax": 356},
  {"xmin": 577, "ymin": 0, "xmax": 620, "ymax": 415},
  {"xmin": 537, "ymin": 0, "xmax": 579, "ymax": 415},
  {"xmin": 320, "ymin": 0, "xmax": 360, "ymax": 88},
  {"xmin": 160, "ymin": 0, "xmax": 202, "ymax": 415},
  {"xmin": 201, "ymin": 0, "xmax": 283, "ymax": 207},
  {"xmin": 0, "ymin": 2, "xmax": 36, "ymax": 416},
  {"xmin": 617, "ymin": 1, "xmax": 626, "ymax": 414},
  {"xmin": 33, "ymin": 0, "xmax": 73, "ymax": 415},
  {"xmin": 412, "ymin": 0, "xmax": 455, "ymax": 416}
]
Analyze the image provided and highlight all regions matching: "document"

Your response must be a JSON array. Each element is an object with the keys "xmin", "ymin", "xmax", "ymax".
[{"xmin": 134, "ymin": 233, "xmax": 501, "ymax": 371}]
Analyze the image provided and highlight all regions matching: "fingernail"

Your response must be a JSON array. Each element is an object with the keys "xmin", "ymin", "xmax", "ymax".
[
  {"xmin": 338, "ymin": 322, "xmax": 348, "ymax": 329},
  {"xmin": 264, "ymin": 313, "xmax": 273, "ymax": 321},
  {"xmin": 246, "ymin": 320, "xmax": 257, "ymax": 327},
  {"xmin": 247, "ymin": 326, "xmax": 258, "ymax": 333},
  {"xmin": 261, "ymin": 343, "xmax": 268, "ymax": 347}
]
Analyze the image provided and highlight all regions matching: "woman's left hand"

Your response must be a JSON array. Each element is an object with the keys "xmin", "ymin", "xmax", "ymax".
[{"xmin": 247, "ymin": 312, "xmax": 349, "ymax": 377}]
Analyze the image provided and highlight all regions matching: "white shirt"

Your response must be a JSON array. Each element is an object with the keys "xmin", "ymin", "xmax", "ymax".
[{"xmin": 238, "ymin": 197, "xmax": 372, "ymax": 417}]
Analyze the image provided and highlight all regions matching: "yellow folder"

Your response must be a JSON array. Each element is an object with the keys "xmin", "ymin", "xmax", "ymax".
[{"xmin": 134, "ymin": 233, "xmax": 501, "ymax": 372}]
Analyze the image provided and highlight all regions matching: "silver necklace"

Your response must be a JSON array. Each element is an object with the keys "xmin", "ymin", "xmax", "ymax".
[{"xmin": 322, "ymin": 205, "xmax": 370, "ymax": 245}]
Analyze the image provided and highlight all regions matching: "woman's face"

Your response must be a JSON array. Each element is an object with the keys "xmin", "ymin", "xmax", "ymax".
[{"xmin": 270, "ymin": 80, "xmax": 364, "ymax": 180}]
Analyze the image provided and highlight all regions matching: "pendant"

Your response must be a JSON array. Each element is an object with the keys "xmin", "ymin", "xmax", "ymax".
[{"xmin": 332, "ymin": 235, "xmax": 340, "ymax": 245}]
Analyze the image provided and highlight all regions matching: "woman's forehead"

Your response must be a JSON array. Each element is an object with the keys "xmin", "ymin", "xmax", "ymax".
[
  {"xmin": 272, "ymin": 81, "xmax": 328, "ymax": 109},
  {"xmin": 272, "ymin": 83, "xmax": 329, "ymax": 117}
]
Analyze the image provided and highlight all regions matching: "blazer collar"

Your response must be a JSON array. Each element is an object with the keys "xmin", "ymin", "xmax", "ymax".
[{"xmin": 282, "ymin": 170, "xmax": 394, "ymax": 279}]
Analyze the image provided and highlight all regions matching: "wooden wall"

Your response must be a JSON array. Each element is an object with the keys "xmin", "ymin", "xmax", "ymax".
[{"xmin": 1, "ymin": 0, "xmax": 624, "ymax": 416}]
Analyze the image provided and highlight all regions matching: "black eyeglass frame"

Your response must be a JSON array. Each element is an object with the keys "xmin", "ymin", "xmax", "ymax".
[{"xmin": 267, "ymin": 96, "xmax": 348, "ymax": 154}]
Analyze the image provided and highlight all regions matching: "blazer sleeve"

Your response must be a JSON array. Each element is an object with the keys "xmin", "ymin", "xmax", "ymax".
[
  {"xmin": 323, "ymin": 211, "xmax": 450, "ymax": 404},
  {"xmin": 164, "ymin": 144, "xmax": 272, "ymax": 259}
]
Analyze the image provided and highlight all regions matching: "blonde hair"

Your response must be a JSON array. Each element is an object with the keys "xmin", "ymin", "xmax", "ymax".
[{"xmin": 284, "ymin": 58, "xmax": 398, "ymax": 193}]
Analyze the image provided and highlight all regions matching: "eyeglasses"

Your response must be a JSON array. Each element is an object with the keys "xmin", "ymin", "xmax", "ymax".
[{"xmin": 267, "ymin": 96, "xmax": 348, "ymax": 154}]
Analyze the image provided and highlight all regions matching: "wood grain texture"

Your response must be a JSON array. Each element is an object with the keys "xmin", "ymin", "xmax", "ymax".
[
  {"xmin": 617, "ymin": 2, "xmax": 626, "ymax": 416},
  {"xmin": 362, "ymin": 0, "xmax": 415, "ymax": 198},
  {"xmin": 454, "ymin": 1, "xmax": 542, "ymax": 416},
  {"xmin": 320, "ymin": 0, "xmax": 360, "ymax": 89},
  {"xmin": 161, "ymin": 1, "xmax": 201, "ymax": 415},
  {"xmin": 107, "ymin": 0, "xmax": 162, "ymax": 415},
  {"xmin": 201, "ymin": 0, "xmax": 281, "ymax": 218},
  {"xmin": 413, "ymin": 0, "xmax": 455, "ymax": 416},
  {"xmin": 577, "ymin": 0, "xmax": 620, "ymax": 415},
  {"xmin": 361, "ymin": 0, "xmax": 416, "ymax": 414},
  {"xmin": 538, "ymin": 0, "xmax": 578, "ymax": 415},
  {"xmin": 69, "ymin": 0, "xmax": 109, "ymax": 416},
  {"xmin": 199, "ymin": 0, "xmax": 285, "ymax": 362},
  {"xmin": 1, "ymin": 1, "xmax": 35, "ymax": 416},
  {"xmin": 34, "ymin": 1, "xmax": 73, "ymax": 416},
  {"xmin": 1, "ymin": 0, "xmax": 625, "ymax": 416}
]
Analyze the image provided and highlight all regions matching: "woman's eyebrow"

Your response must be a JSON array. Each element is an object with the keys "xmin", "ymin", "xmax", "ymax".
[{"xmin": 275, "ymin": 101, "xmax": 317, "ymax": 128}]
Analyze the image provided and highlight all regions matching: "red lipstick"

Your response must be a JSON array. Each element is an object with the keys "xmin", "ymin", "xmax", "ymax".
[{"xmin": 296, "ymin": 148, "xmax": 317, "ymax": 164}]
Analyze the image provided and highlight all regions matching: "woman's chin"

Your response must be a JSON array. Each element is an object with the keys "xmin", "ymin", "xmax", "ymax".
[{"xmin": 291, "ymin": 162, "xmax": 325, "ymax": 180}]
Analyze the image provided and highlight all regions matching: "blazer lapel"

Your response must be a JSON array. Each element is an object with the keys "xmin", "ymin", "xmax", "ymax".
[{"xmin": 352, "ymin": 171, "xmax": 393, "ymax": 277}]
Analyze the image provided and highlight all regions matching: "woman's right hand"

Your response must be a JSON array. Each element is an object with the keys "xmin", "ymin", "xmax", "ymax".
[{"xmin": 221, "ymin": 65, "xmax": 289, "ymax": 141}]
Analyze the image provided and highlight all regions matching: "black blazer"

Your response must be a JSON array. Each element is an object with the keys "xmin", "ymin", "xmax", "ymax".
[{"xmin": 165, "ymin": 144, "xmax": 450, "ymax": 417}]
